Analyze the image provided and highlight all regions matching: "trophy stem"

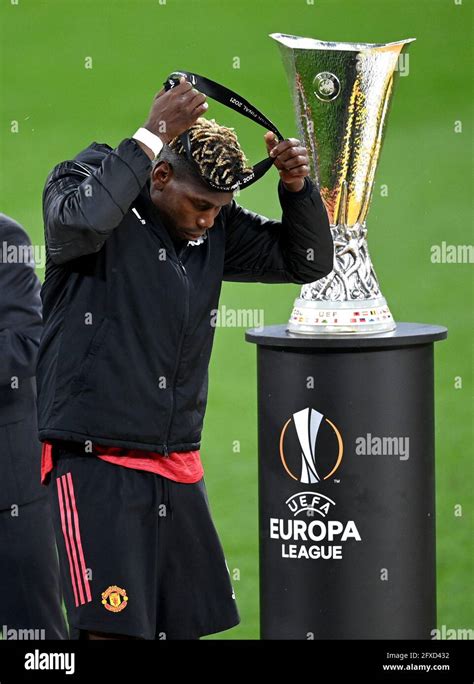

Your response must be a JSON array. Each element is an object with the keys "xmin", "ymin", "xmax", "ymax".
[{"xmin": 288, "ymin": 222, "xmax": 396, "ymax": 335}]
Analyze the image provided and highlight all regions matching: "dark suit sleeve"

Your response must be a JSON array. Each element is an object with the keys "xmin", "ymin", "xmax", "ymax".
[
  {"xmin": 0, "ymin": 215, "xmax": 43, "ymax": 384},
  {"xmin": 43, "ymin": 138, "xmax": 152, "ymax": 265},
  {"xmin": 222, "ymin": 177, "xmax": 333, "ymax": 284}
]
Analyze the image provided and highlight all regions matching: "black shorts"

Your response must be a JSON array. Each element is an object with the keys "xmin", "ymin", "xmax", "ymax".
[{"xmin": 47, "ymin": 446, "xmax": 240, "ymax": 640}]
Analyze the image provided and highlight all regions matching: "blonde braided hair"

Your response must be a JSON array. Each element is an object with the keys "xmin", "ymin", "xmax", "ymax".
[{"xmin": 169, "ymin": 117, "xmax": 252, "ymax": 189}]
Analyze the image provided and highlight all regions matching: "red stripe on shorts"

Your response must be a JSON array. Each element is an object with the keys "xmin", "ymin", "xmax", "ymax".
[{"xmin": 56, "ymin": 473, "xmax": 92, "ymax": 607}]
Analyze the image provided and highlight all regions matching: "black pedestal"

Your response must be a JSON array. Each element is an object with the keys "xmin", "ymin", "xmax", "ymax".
[{"xmin": 245, "ymin": 322, "xmax": 447, "ymax": 640}]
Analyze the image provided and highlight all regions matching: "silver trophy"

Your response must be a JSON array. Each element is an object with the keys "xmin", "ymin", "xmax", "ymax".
[{"xmin": 271, "ymin": 33, "xmax": 415, "ymax": 334}]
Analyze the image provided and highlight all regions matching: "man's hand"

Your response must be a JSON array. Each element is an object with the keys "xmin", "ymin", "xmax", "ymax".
[
  {"xmin": 264, "ymin": 132, "xmax": 310, "ymax": 192},
  {"xmin": 137, "ymin": 77, "xmax": 209, "ymax": 159}
]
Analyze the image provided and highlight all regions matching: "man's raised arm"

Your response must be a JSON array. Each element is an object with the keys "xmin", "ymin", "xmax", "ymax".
[
  {"xmin": 44, "ymin": 77, "xmax": 208, "ymax": 265},
  {"xmin": 223, "ymin": 134, "xmax": 333, "ymax": 284}
]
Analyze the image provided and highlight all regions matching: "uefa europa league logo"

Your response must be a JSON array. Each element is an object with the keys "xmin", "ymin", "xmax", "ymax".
[
  {"xmin": 271, "ymin": 33, "xmax": 415, "ymax": 334},
  {"xmin": 280, "ymin": 408, "xmax": 344, "ymax": 484}
]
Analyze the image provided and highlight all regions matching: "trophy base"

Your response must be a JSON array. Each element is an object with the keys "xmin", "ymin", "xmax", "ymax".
[{"xmin": 288, "ymin": 297, "xmax": 396, "ymax": 335}]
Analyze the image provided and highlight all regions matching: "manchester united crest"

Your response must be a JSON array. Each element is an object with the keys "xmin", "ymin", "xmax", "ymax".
[{"xmin": 101, "ymin": 585, "xmax": 128, "ymax": 613}]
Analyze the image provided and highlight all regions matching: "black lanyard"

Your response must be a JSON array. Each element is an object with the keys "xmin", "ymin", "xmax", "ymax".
[{"xmin": 163, "ymin": 71, "xmax": 285, "ymax": 192}]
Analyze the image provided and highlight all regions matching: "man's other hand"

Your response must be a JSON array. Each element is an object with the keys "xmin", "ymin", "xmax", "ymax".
[{"xmin": 265, "ymin": 132, "xmax": 310, "ymax": 192}]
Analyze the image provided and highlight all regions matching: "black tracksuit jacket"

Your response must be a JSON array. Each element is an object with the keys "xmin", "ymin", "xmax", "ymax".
[{"xmin": 37, "ymin": 137, "xmax": 333, "ymax": 454}]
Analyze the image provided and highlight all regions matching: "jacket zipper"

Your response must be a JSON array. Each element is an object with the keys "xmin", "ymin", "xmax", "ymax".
[{"xmin": 163, "ymin": 246, "xmax": 190, "ymax": 457}]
